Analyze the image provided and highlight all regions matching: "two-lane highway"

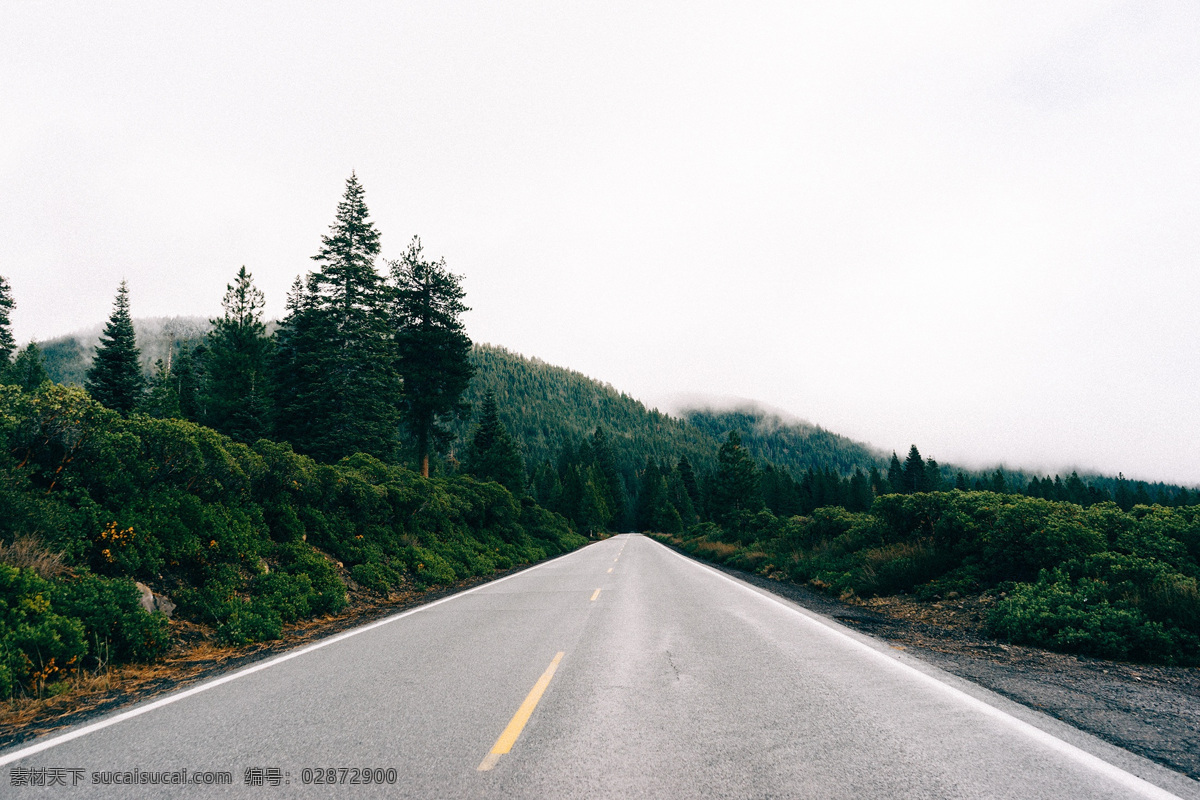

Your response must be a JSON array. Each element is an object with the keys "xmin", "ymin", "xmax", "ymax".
[{"xmin": 3, "ymin": 535, "xmax": 1196, "ymax": 798}]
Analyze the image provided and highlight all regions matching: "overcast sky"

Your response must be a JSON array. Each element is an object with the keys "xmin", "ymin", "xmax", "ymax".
[{"xmin": 3, "ymin": 2, "xmax": 1199, "ymax": 483}]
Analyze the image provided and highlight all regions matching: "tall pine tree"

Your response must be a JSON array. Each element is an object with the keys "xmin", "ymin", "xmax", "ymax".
[
  {"xmin": 390, "ymin": 235, "xmax": 473, "ymax": 477},
  {"xmin": 86, "ymin": 281, "xmax": 145, "ymax": 413},
  {"xmin": 202, "ymin": 266, "xmax": 274, "ymax": 442},
  {"xmin": 276, "ymin": 174, "xmax": 400, "ymax": 461}
]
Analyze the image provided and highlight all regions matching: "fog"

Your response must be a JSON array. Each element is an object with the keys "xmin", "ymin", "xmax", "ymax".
[{"xmin": 3, "ymin": 2, "xmax": 1198, "ymax": 483}]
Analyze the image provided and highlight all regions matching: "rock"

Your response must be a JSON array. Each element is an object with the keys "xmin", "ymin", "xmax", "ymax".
[
  {"xmin": 134, "ymin": 581, "xmax": 176, "ymax": 619},
  {"xmin": 154, "ymin": 592, "xmax": 176, "ymax": 619},
  {"xmin": 135, "ymin": 582, "xmax": 155, "ymax": 614}
]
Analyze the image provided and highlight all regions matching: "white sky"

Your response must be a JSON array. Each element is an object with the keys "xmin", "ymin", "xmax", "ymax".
[{"xmin": 3, "ymin": 2, "xmax": 1199, "ymax": 483}]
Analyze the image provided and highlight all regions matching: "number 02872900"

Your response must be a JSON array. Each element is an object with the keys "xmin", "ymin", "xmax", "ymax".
[{"xmin": 300, "ymin": 767, "xmax": 398, "ymax": 785}]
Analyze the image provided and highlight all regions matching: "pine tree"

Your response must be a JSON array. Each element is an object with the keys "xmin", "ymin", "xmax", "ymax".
[
  {"xmin": 0, "ymin": 276, "xmax": 16, "ymax": 375},
  {"xmin": 579, "ymin": 465, "xmax": 614, "ymax": 535},
  {"xmin": 86, "ymin": 281, "xmax": 145, "ymax": 413},
  {"xmin": 10, "ymin": 342, "xmax": 49, "ymax": 390},
  {"xmin": 531, "ymin": 461, "xmax": 563, "ymax": 509},
  {"xmin": 887, "ymin": 452, "xmax": 904, "ymax": 494},
  {"xmin": 390, "ymin": 236, "xmax": 474, "ymax": 477},
  {"xmin": 463, "ymin": 391, "xmax": 526, "ymax": 494},
  {"xmin": 902, "ymin": 445, "xmax": 925, "ymax": 494},
  {"xmin": 925, "ymin": 458, "xmax": 942, "ymax": 492},
  {"xmin": 709, "ymin": 430, "xmax": 763, "ymax": 524},
  {"xmin": 202, "ymin": 266, "xmax": 274, "ymax": 442},
  {"xmin": 272, "ymin": 276, "xmax": 319, "ymax": 445},
  {"xmin": 277, "ymin": 174, "xmax": 400, "ymax": 461},
  {"xmin": 869, "ymin": 465, "xmax": 886, "ymax": 497}
]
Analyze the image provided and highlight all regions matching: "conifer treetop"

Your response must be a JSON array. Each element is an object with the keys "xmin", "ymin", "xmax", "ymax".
[
  {"xmin": 85, "ymin": 280, "xmax": 145, "ymax": 413},
  {"xmin": 217, "ymin": 266, "xmax": 266, "ymax": 330},
  {"xmin": 312, "ymin": 172, "xmax": 383, "ymax": 317}
]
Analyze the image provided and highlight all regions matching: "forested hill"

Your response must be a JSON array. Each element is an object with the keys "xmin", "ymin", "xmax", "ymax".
[
  {"xmin": 682, "ymin": 408, "xmax": 884, "ymax": 477},
  {"xmin": 455, "ymin": 345, "xmax": 719, "ymax": 474}
]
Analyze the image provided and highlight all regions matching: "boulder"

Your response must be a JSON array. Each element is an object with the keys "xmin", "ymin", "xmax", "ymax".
[{"xmin": 134, "ymin": 581, "xmax": 176, "ymax": 618}]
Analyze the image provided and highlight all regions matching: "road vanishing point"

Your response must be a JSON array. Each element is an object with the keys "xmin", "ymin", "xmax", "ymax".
[{"xmin": 3, "ymin": 534, "xmax": 1198, "ymax": 799}]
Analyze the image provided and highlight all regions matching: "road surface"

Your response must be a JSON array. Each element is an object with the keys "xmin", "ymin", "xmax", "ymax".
[{"xmin": 3, "ymin": 534, "xmax": 1197, "ymax": 798}]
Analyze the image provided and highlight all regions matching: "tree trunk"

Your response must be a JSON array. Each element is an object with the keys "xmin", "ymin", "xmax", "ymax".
[{"xmin": 421, "ymin": 452, "xmax": 430, "ymax": 478}]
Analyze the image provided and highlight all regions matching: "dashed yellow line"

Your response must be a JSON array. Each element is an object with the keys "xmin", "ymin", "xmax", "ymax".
[
  {"xmin": 607, "ymin": 567, "xmax": 612, "ymax": 573},
  {"xmin": 590, "ymin": 588, "xmax": 600, "ymax": 601},
  {"xmin": 478, "ymin": 652, "xmax": 565, "ymax": 772}
]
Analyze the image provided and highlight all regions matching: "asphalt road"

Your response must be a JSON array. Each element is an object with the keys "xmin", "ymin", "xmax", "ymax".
[{"xmin": 3, "ymin": 534, "xmax": 1197, "ymax": 799}]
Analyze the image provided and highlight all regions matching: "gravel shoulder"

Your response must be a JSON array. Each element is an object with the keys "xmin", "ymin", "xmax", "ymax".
[{"xmin": 698, "ymin": 556, "xmax": 1200, "ymax": 781}]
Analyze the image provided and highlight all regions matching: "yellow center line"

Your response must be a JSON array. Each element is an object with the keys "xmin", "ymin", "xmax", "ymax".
[
  {"xmin": 477, "ymin": 652, "xmax": 565, "ymax": 772},
  {"xmin": 606, "ymin": 567, "xmax": 612, "ymax": 573},
  {"xmin": 590, "ymin": 588, "xmax": 600, "ymax": 601}
]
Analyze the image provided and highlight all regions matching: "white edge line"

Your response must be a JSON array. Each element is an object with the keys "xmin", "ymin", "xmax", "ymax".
[
  {"xmin": 652, "ymin": 537, "xmax": 1190, "ymax": 800},
  {"xmin": 0, "ymin": 543, "xmax": 597, "ymax": 768}
]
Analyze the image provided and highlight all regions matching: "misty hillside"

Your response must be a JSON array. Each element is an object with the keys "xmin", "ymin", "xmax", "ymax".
[
  {"xmin": 40, "ymin": 316, "xmax": 212, "ymax": 386},
  {"xmin": 681, "ymin": 408, "xmax": 884, "ymax": 478}
]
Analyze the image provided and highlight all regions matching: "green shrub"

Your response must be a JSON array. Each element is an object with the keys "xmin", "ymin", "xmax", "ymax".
[
  {"xmin": 217, "ymin": 602, "xmax": 283, "ymax": 645},
  {"xmin": 251, "ymin": 571, "xmax": 314, "ymax": 623},
  {"xmin": 0, "ymin": 565, "xmax": 87, "ymax": 698},
  {"xmin": 987, "ymin": 571, "xmax": 1197, "ymax": 664},
  {"xmin": 273, "ymin": 543, "xmax": 347, "ymax": 615},
  {"xmin": 351, "ymin": 561, "xmax": 403, "ymax": 594},
  {"xmin": 51, "ymin": 573, "xmax": 170, "ymax": 664}
]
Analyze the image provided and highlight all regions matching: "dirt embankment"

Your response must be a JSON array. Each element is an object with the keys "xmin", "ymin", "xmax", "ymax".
[{"xmin": 708, "ymin": 561, "xmax": 1200, "ymax": 781}]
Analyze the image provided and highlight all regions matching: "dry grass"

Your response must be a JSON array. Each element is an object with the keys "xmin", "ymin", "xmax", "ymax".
[
  {"xmin": 0, "ymin": 535, "xmax": 72, "ymax": 578},
  {"xmin": 692, "ymin": 540, "xmax": 739, "ymax": 559}
]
